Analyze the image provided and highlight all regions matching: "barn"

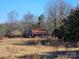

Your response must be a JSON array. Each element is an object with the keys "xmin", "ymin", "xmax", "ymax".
[
  {"xmin": 22, "ymin": 28, "xmax": 48, "ymax": 38},
  {"xmin": 31, "ymin": 29, "xmax": 48, "ymax": 37}
]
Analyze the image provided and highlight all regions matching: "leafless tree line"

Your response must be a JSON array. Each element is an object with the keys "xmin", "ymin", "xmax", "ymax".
[
  {"xmin": 45, "ymin": 0, "xmax": 72, "ymax": 34},
  {"xmin": 0, "ymin": 0, "xmax": 74, "ymax": 36}
]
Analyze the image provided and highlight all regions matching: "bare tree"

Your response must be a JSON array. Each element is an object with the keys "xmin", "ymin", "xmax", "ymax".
[
  {"xmin": 46, "ymin": 0, "xmax": 71, "ymax": 34},
  {"xmin": 23, "ymin": 12, "xmax": 34, "ymax": 29},
  {"xmin": 6, "ymin": 10, "xmax": 18, "ymax": 30}
]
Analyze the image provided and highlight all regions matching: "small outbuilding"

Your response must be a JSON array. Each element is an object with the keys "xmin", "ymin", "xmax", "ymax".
[{"xmin": 22, "ymin": 28, "xmax": 48, "ymax": 38}]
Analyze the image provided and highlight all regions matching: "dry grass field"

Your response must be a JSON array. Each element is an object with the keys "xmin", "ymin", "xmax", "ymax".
[
  {"xmin": 0, "ymin": 38, "xmax": 54, "ymax": 59},
  {"xmin": 0, "ymin": 38, "xmax": 46, "ymax": 45},
  {"xmin": 0, "ymin": 38, "xmax": 79, "ymax": 59}
]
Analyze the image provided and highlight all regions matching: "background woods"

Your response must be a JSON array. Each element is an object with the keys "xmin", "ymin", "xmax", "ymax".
[{"xmin": 0, "ymin": 0, "xmax": 78, "ymax": 45}]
